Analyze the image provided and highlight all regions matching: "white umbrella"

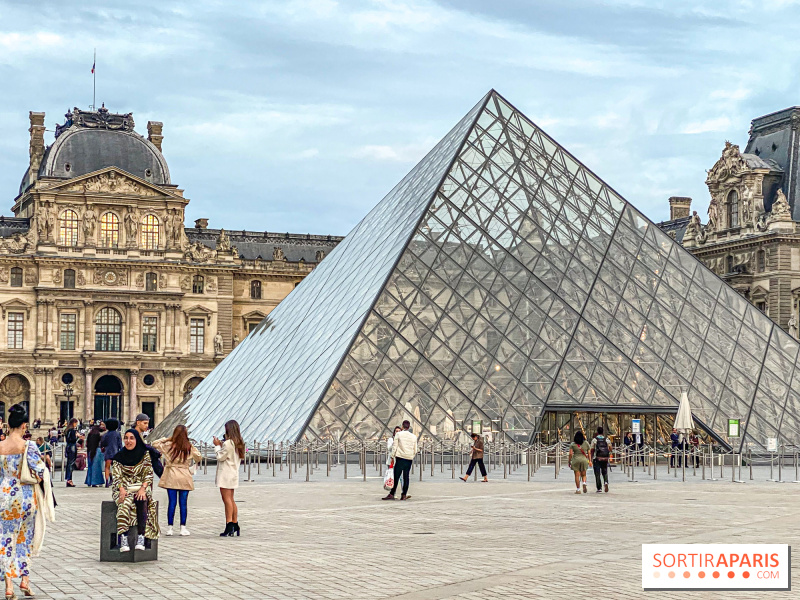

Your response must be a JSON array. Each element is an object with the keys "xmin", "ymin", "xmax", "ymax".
[{"xmin": 674, "ymin": 391, "xmax": 695, "ymax": 437}]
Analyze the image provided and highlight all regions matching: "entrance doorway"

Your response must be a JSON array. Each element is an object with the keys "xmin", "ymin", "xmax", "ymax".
[
  {"xmin": 141, "ymin": 401, "xmax": 155, "ymax": 427},
  {"xmin": 59, "ymin": 401, "xmax": 74, "ymax": 424},
  {"xmin": 94, "ymin": 375, "xmax": 123, "ymax": 422}
]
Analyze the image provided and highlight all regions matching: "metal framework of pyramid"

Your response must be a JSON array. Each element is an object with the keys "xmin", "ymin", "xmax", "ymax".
[{"xmin": 156, "ymin": 90, "xmax": 800, "ymax": 452}]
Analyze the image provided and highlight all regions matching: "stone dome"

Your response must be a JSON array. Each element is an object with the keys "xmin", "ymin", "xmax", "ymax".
[{"xmin": 19, "ymin": 106, "xmax": 170, "ymax": 195}]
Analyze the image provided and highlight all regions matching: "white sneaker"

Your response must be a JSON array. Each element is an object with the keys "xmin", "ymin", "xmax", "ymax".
[
  {"xmin": 119, "ymin": 536, "xmax": 130, "ymax": 553},
  {"xmin": 180, "ymin": 526, "xmax": 190, "ymax": 536},
  {"xmin": 165, "ymin": 526, "xmax": 174, "ymax": 536},
  {"xmin": 135, "ymin": 535, "xmax": 146, "ymax": 550}
]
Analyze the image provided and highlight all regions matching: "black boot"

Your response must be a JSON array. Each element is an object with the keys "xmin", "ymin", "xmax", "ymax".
[
  {"xmin": 232, "ymin": 522, "xmax": 240, "ymax": 536},
  {"xmin": 219, "ymin": 522, "xmax": 234, "ymax": 537}
]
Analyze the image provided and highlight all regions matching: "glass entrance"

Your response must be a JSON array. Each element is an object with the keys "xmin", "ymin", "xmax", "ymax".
[{"xmin": 94, "ymin": 375, "xmax": 123, "ymax": 422}]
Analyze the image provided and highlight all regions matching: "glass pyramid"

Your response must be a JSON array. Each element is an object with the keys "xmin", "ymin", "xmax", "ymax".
[{"xmin": 156, "ymin": 90, "xmax": 800, "ymax": 453}]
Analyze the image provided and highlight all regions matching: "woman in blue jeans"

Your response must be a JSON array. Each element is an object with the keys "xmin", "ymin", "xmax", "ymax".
[
  {"xmin": 151, "ymin": 425, "xmax": 202, "ymax": 536},
  {"xmin": 64, "ymin": 418, "xmax": 83, "ymax": 487}
]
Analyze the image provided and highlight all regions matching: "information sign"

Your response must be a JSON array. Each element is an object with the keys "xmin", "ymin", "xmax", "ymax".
[
  {"xmin": 767, "ymin": 437, "xmax": 778, "ymax": 453},
  {"xmin": 631, "ymin": 419, "xmax": 641, "ymax": 434},
  {"xmin": 471, "ymin": 420, "xmax": 482, "ymax": 435},
  {"xmin": 727, "ymin": 419, "xmax": 740, "ymax": 438}
]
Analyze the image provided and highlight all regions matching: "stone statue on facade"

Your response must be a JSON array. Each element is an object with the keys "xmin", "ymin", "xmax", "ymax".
[
  {"xmin": 5, "ymin": 231, "xmax": 31, "ymax": 254},
  {"xmin": 741, "ymin": 185, "xmax": 755, "ymax": 228},
  {"xmin": 216, "ymin": 228, "xmax": 231, "ymax": 252},
  {"xmin": 790, "ymin": 313, "xmax": 799, "ymax": 340},
  {"xmin": 184, "ymin": 241, "xmax": 216, "ymax": 263},
  {"xmin": 768, "ymin": 188, "xmax": 792, "ymax": 223},
  {"xmin": 213, "ymin": 332, "xmax": 224, "ymax": 355},
  {"xmin": 124, "ymin": 208, "xmax": 138, "ymax": 243},
  {"xmin": 171, "ymin": 210, "xmax": 183, "ymax": 246},
  {"xmin": 233, "ymin": 334, "xmax": 240, "ymax": 348},
  {"xmin": 272, "ymin": 246, "xmax": 285, "ymax": 261},
  {"xmin": 315, "ymin": 250, "xmax": 325, "ymax": 262},
  {"xmin": 37, "ymin": 203, "xmax": 55, "ymax": 242},
  {"xmin": 707, "ymin": 197, "xmax": 719, "ymax": 232},
  {"xmin": 684, "ymin": 211, "xmax": 702, "ymax": 243},
  {"xmin": 82, "ymin": 207, "xmax": 97, "ymax": 240}
]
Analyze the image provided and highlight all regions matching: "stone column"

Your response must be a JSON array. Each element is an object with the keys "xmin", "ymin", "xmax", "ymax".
[
  {"xmin": 172, "ymin": 304, "xmax": 180, "ymax": 350},
  {"xmin": 32, "ymin": 367, "xmax": 43, "ymax": 425},
  {"xmin": 35, "ymin": 300, "xmax": 46, "ymax": 349},
  {"xmin": 45, "ymin": 300, "xmax": 56, "ymax": 348},
  {"xmin": 129, "ymin": 370, "xmax": 138, "ymax": 426},
  {"xmin": 43, "ymin": 368, "xmax": 53, "ymax": 425},
  {"xmin": 84, "ymin": 369, "xmax": 93, "ymax": 422},
  {"xmin": 172, "ymin": 370, "xmax": 181, "ymax": 413},
  {"xmin": 83, "ymin": 300, "xmax": 94, "ymax": 350},
  {"xmin": 164, "ymin": 304, "xmax": 174, "ymax": 352}
]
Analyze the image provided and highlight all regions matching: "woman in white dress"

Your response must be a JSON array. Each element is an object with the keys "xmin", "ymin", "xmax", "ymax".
[{"xmin": 212, "ymin": 420, "xmax": 245, "ymax": 537}]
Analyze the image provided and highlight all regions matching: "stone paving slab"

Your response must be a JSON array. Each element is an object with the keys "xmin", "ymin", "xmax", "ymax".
[{"xmin": 18, "ymin": 463, "xmax": 800, "ymax": 599}]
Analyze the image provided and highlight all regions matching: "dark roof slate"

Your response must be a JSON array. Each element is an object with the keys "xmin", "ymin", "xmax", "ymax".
[{"xmin": 185, "ymin": 228, "xmax": 343, "ymax": 262}]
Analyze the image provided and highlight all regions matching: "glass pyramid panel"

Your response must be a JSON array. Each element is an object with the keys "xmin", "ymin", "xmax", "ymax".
[{"xmin": 156, "ymin": 90, "xmax": 800, "ymax": 453}]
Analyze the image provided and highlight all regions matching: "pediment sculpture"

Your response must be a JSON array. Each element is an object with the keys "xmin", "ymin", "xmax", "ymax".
[
  {"xmin": 767, "ymin": 188, "xmax": 792, "ymax": 223},
  {"xmin": 184, "ymin": 242, "xmax": 217, "ymax": 263},
  {"xmin": 64, "ymin": 171, "xmax": 160, "ymax": 196},
  {"xmin": 706, "ymin": 142, "xmax": 748, "ymax": 184}
]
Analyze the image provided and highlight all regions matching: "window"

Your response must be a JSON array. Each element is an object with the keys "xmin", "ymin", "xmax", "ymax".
[
  {"xmin": 64, "ymin": 269, "xmax": 76, "ymax": 289},
  {"xmin": 141, "ymin": 214, "xmax": 160, "ymax": 249},
  {"xmin": 756, "ymin": 300, "xmax": 767, "ymax": 313},
  {"xmin": 7, "ymin": 312, "xmax": 23, "ymax": 349},
  {"xmin": 728, "ymin": 190, "xmax": 739, "ymax": 228},
  {"xmin": 95, "ymin": 307, "xmax": 122, "ymax": 351},
  {"xmin": 59, "ymin": 209, "xmax": 79, "ymax": 246},
  {"xmin": 757, "ymin": 250, "xmax": 766, "ymax": 273},
  {"xmin": 10, "ymin": 267, "xmax": 22, "ymax": 287},
  {"xmin": 60, "ymin": 313, "xmax": 76, "ymax": 350},
  {"xmin": 100, "ymin": 212, "xmax": 120, "ymax": 247},
  {"xmin": 248, "ymin": 322, "xmax": 259, "ymax": 333},
  {"xmin": 145, "ymin": 272, "xmax": 157, "ymax": 292},
  {"xmin": 142, "ymin": 316, "xmax": 157, "ymax": 352},
  {"xmin": 726, "ymin": 255, "xmax": 734, "ymax": 274},
  {"xmin": 193, "ymin": 275, "xmax": 204, "ymax": 294},
  {"xmin": 250, "ymin": 280, "xmax": 261, "ymax": 299},
  {"xmin": 190, "ymin": 318, "xmax": 205, "ymax": 353}
]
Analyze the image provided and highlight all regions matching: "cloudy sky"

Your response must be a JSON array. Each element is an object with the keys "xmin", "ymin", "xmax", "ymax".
[{"xmin": 2, "ymin": 0, "xmax": 800, "ymax": 235}]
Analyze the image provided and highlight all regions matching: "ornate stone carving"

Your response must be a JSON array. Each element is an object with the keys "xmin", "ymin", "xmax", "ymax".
[
  {"xmin": 273, "ymin": 246, "xmax": 285, "ymax": 261},
  {"xmin": 180, "ymin": 275, "xmax": 191, "ymax": 291},
  {"xmin": 0, "ymin": 269, "xmax": 7, "ymax": 284},
  {"xmin": 68, "ymin": 106, "xmax": 135, "ymax": 132},
  {"xmin": 706, "ymin": 142, "xmax": 748, "ymax": 184},
  {"xmin": 184, "ymin": 242, "xmax": 216, "ymax": 263},
  {"xmin": 53, "ymin": 269, "xmax": 62, "ymax": 284},
  {"xmin": 24, "ymin": 269, "xmax": 37, "ymax": 285},
  {"xmin": 159, "ymin": 273, "xmax": 167, "ymax": 289},
  {"xmin": 77, "ymin": 270, "xmax": 86, "ymax": 286},
  {"xmin": 135, "ymin": 272, "xmax": 144, "ymax": 287},
  {"xmin": 206, "ymin": 277, "xmax": 217, "ymax": 292},
  {"xmin": 37, "ymin": 202, "xmax": 55, "ymax": 242},
  {"xmin": 94, "ymin": 268, "xmax": 126, "ymax": 286},
  {"xmin": 683, "ymin": 211, "xmax": 703, "ymax": 245},
  {"xmin": 233, "ymin": 334, "xmax": 240, "ymax": 348},
  {"xmin": 68, "ymin": 171, "xmax": 158, "ymax": 196},
  {"xmin": 4, "ymin": 231, "xmax": 32, "ymax": 254},
  {"xmin": 790, "ymin": 313, "xmax": 798, "ymax": 340},
  {"xmin": 217, "ymin": 228, "xmax": 231, "ymax": 252},
  {"xmin": 707, "ymin": 196, "xmax": 719, "ymax": 231},
  {"xmin": 170, "ymin": 210, "xmax": 183, "ymax": 247},
  {"xmin": 213, "ymin": 332, "xmax": 224, "ymax": 355},
  {"xmin": 315, "ymin": 250, "xmax": 325, "ymax": 262}
]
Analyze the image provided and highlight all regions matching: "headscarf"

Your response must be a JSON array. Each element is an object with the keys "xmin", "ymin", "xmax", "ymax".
[
  {"xmin": 112, "ymin": 429, "xmax": 148, "ymax": 467},
  {"xmin": 86, "ymin": 426, "xmax": 102, "ymax": 460}
]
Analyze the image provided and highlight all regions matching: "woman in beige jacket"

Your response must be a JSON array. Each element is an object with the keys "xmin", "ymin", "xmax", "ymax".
[
  {"xmin": 150, "ymin": 425, "xmax": 202, "ymax": 537},
  {"xmin": 212, "ymin": 420, "xmax": 245, "ymax": 537}
]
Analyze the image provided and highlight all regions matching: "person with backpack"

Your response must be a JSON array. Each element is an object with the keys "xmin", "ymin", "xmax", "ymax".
[
  {"xmin": 568, "ymin": 431, "xmax": 590, "ymax": 494},
  {"xmin": 590, "ymin": 426, "xmax": 611, "ymax": 493}
]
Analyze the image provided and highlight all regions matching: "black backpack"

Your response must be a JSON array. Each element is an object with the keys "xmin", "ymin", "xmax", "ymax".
[{"xmin": 594, "ymin": 437, "xmax": 610, "ymax": 461}]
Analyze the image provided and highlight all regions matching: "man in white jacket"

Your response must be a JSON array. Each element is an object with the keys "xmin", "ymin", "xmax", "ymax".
[{"xmin": 382, "ymin": 420, "xmax": 418, "ymax": 501}]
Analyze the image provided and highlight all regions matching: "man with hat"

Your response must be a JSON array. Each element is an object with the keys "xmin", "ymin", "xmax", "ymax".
[{"xmin": 134, "ymin": 413, "xmax": 164, "ymax": 479}]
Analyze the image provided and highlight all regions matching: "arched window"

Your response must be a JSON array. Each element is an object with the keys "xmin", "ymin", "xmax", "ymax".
[
  {"xmin": 145, "ymin": 272, "xmax": 157, "ymax": 291},
  {"xmin": 100, "ymin": 212, "xmax": 120, "ymax": 248},
  {"xmin": 10, "ymin": 267, "xmax": 22, "ymax": 287},
  {"xmin": 64, "ymin": 269, "xmax": 76, "ymax": 289},
  {"xmin": 728, "ymin": 190, "xmax": 739, "ymax": 228},
  {"xmin": 95, "ymin": 307, "xmax": 122, "ymax": 351},
  {"xmin": 193, "ymin": 275, "xmax": 204, "ymax": 294},
  {"xmin": 59, "ymin": 209, "xmax": 79, "ymax": 246},
  {"xmin": 757, "ymin": 249, "xmax": 766, "ymax": 273},
  {"xmin": 141, "ymin": 214, "xmax": 160, "ymax": 250},
  {"xmin": 250, "ymin": 280, "xmax": 261, "ymax": 299}
]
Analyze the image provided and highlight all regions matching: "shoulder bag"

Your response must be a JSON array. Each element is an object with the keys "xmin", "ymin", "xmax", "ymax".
[{"xmin": 19, "ymin": 441, "xmax": 39, "ymax": 485}]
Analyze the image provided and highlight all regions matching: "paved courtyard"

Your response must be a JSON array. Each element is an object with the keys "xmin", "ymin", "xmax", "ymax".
[{"xmin": 24, "ymin": 461, "xmax": 800, "ymax": 600}]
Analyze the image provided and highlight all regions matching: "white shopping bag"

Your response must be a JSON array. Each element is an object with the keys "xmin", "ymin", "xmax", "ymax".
[{"xmin": 383, "ymin": 468, "xmax": 394, "ymax": 491}]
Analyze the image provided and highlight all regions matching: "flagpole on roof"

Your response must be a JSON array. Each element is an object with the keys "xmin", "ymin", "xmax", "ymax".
[{"xmin": 91, "ymin": 48, "xmax": 96, "ymax": 110}]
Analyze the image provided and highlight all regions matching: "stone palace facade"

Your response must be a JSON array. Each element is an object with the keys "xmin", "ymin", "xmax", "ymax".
[
  {"xmin": 0, "ymin": 106, "xmax": 341, "ymax": 427},
  {"xmin": 659, "ymin": 106, "xmax": 800, "ymax": 339}
]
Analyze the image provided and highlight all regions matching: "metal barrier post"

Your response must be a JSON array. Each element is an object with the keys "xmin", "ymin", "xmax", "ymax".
[
  {"xmin": 307, "ymin": 447, "xmax": 310, "ymax": 482},
  {"xmin": 326, "ymin": 441, "xmax": 330, "ymax": 477},
  {"xmin": 749, "ymin": 447, "xmax": 753, "ymax": 481},
  {"xmin": 343, "ymin": 441, "xmax": 347, "ymax": 479},
  {"xmin": 778, "ymin": 445, "xmax": 783, "ymax": 483},
  {"xmin": 280, "ymin": 441, "xmax": 283, "ymax": 472},
  {"xmin": 203, "ymin": 442, "xmax": 208, "ymax": 475},
  {"xmin": 363, "ymin": 443, "xmax": 366, "ymax": 482},
  {"xmin": 701, "ymin": 446, "xmax": 705, "ymax": 480},
  {"xmin": 794, "ymin": 451, "xmax": 799, "ymax": 484}
]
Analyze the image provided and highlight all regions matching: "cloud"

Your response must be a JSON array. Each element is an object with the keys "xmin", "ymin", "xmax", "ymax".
[{"xmin": 681, "ymin": 117, "xmax": 732, "ymax": 134}]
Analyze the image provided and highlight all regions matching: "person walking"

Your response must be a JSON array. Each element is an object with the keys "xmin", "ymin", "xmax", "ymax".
[
  {"xmin": 150, "ymin": 425, "xmax": 202, "ymax": 536},
  {"xmin": 101, "ymin": 419, "xmax": 123, "ymax": 488},
  {"xmin": 213, "ymin": 420, "xmax": 245, "ymax": 537},
  {"xmin": 134, "ymin": 414, "xmax": 163, "ymax": 479},
  {"xmin": 111, "ymin": 430, "xmax": 160, "ymax": 553},
  {"xmin": 568, "ymin": 431, "xmax": 590, "ymax": 494},
  {"xmin": 689, "ymin": 431, "xmax": 701, "ymax": 468},
  {"xmin": 84, "ymin": 424, "xmax": 105, "ymax": 487},
  {"xmin": 0, "ymin": 404, "xmax": 46, "ymax": 599},
  {"xmin": 590, "ymin": 426, "xmax": 611, "ymax": 493},
  {"xmin": 64, "ymin": 418, "xmax": 82, "ymax": 487},
  {"xmin": 460, "ymin": 433, "xmax": 488, "ymax": 482},
  {"xmin": 670, "ymin": 428, "xmax": 681, "ymax": 468},
  {"xmin": 382, "ymin": 420, "xmax": 418, "ymax": 501}
]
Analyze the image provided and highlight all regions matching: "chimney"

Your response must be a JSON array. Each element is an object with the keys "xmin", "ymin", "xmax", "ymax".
[
  {"xmin": 194, "ymin": 218, "xmax": 208, "ymax": 230},
  {"xmin": 28, "ymin": 111, "xmax": 46, "ymax": 183},
  {"xmin": 147, "ymin": 121, "xmax": 164, "ymax": 152},
  {"xmin": 669, "ymin": 196, "xmax": 692, "ymax": 220}
]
